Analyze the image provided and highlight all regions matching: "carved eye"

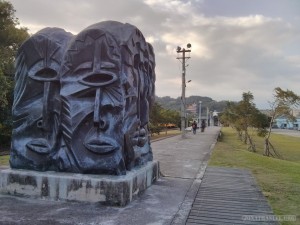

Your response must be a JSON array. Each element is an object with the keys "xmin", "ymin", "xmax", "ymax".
[
  {"xmin": 30, "ymin": 68, "xmax": 58, "ymax": 81},
  {"xmin": 83, "ymin": 73, "xmax": 113, "ymax": 83},
  {"xmin": 79, "ymin": 72, "xmax": 117, "ymax": 87}
]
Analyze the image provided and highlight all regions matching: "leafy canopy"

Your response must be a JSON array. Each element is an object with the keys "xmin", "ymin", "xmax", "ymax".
[{"xmin": 0, "ymin": 0, "xmax": 29, "ymax": 144}]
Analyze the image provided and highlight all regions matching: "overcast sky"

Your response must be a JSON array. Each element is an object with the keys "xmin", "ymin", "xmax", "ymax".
[{"xmin": 9, "ymin": 0, "xmax": 300, "ymax": 109}]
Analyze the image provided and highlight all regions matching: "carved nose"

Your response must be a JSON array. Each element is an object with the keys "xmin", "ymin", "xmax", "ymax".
[
  {"xmin": 37, "ymin": 82, "xmax": 51, "ymax": 131},
  {"xmin": 94, "ymin": 117, "xmax": 109, "ymax": 130},
  {"xmin": 94, "ymin": 119, "xmax": 108, "ymax": 130},
  {"xmin": 93, "ymin": 88, "xmax": 108, "ymax": 130}
]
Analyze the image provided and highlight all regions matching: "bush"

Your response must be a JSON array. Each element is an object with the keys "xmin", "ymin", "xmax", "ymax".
[
  {"xmin": 149, "ymin": 124, "xmax": 163, "ymax": 136},
  {"xmin": 0, "ymin": 134, "xmax": 11, "ymax": 149}
]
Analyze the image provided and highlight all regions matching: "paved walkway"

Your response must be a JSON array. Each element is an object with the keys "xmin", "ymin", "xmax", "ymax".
[
  {"xmin": 0, "ymin": 127, "xmax": 279, "ymax": 225},
  {"xmin": 186, "ymin": 167, "xmax": 279, "ymax": 225}
]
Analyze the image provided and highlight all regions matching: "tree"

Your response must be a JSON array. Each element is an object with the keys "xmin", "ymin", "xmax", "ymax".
[
  {"xmin": 220, "ymin": 92, "xmax": 268, "ymax": 151},
  {"xmin": 0, "ymin": 0, "xmax": 29, "ymax": 146},
  {"xmin": 0, "ymin": 1, "xmax": 29, "ymax": 74},
  {"xmin": 0, "ymin": 70, "xmax": 9, "ymax": 108},
  {"xmin": 219, "ymin": 101, "xmax": 237, "ymax": 127},
  {"xmin": 264, "ymin": 87, "xmax": 300, "ymax": 157},
  {"xmin": 160, "ymin": 108, "xmax": 180, "ymax": 134},
  {"xmin": 149, "ymin": 102, "xmax": 164, "ymax": 135},
  {"xmin": 149, "ymin": 102, "xmax": 180, "ymax": 135}
]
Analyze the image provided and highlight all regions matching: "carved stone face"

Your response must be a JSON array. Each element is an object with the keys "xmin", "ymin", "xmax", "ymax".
[
  {"xmin": 10, "ymin": 29, "xmax": 71, "ymax": 170},
  {"xmin": 60, "ymin": 30, "xmax": 126, "ymax": 174},
  {"xmin": 10, "ymin": 22, "xmax": 155, "ymax": 175},
  {"xmin": 122, "ymin": 42, "xmax": 156, "ymax": 169}
]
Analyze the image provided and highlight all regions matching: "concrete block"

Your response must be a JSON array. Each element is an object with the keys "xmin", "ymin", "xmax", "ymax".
[{"xmin": 0, "ymin": 161, "xmax": 159, "ymax": 206}]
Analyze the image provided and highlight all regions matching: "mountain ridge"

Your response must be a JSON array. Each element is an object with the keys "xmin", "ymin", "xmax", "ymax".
[{"xmin": 155, "ymin": 95, "xmax": 228, "ymax": 113}]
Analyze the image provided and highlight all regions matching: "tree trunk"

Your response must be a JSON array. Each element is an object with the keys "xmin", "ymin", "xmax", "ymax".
[
  {"xmin": 237, "ymin": 131, "xmax": 243, "ymax": 141},
  {"xmin": 247, "ymin": 134, "xmax": 256, "ymax": 152},
  {"xmin": 264, "ymin": 138, "xmax": 270, "ymax": 156},
  {"xmin": 243, "ymin": 130, "xmax": 249, "ymax": 144},
  {"xmin": 264, "ymin": 114, "xmax": 275, "ymax": 156}
]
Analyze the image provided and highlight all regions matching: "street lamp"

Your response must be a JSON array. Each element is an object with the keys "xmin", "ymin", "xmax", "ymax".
[
  {"xmin": 185, "ymin": 80, "xmax": 191, "ymax": 87},
  {"xmin": 177, "ymin": 44, "xmax": 192, "ymax": 138}
]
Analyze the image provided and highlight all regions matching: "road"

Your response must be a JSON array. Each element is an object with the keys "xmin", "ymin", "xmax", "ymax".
[{"xmin": 271, "ymin": 129, "xmax": 300, "ymax": 137}]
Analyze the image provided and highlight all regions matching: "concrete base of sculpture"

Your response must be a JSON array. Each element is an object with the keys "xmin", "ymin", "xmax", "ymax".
[{"xmin": 0, "ymin": 161, "xmax": 159, "ymax": 206}]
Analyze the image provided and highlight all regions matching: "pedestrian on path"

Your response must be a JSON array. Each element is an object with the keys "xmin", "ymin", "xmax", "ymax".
[
  {"xmin": 192, "ymin": 121, "xmax": 197, "ymax": 134},
  {"xmin": 201, "ymin": 119, "xmax": 206, "ymax": 132}
]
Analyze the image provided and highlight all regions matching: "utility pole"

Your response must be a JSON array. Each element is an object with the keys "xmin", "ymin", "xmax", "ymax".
[
  {"xmin": 199, "ymin": 101, "xmax": 202, "ymax": 125},
  {"xmin": 206, "ymin": 107, "xmax": 209, "ymax": 127},
  {"xmin": 177, "ymin": 44, "xmax": 191, "ymax": 138}
]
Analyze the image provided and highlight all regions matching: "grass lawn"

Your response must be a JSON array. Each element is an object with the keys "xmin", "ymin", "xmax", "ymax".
[
  {"xmin": 150, "ymin": 128, "xmax": 181, "ymax": 141},
  {"xmin": 209, "ymin": 127, "xmax": 300, "ymax": 225},
  {"xmin": 0, "ymin": 155, "xmax": 9, "ymax": 166}
]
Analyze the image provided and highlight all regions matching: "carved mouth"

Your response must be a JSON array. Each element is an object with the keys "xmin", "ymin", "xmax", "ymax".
[
  {"xmin": 26, "ymin": 139, "xmax": 50, "ymax": 154},
  {"xmin": 84, "ymin": 138, "xmax": 117, "ymax": 154}
]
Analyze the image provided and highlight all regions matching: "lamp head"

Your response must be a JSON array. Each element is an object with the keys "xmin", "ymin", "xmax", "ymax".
[
  {"xmin": 176, "ymin": 46, "xmax": 181, "ymax": 52},
  {"xmin": 187, "ymin": 43, "xmax": 192, "ymax": 48}
]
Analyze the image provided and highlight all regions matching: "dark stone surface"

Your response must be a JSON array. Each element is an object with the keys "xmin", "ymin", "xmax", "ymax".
[
  {"xmin": 8, "ymin": 174, "xmax": 37, "ymax": 187},
  {"xmin": 10, "ymin": 21, "xmax": 156, "ymax": 175}
]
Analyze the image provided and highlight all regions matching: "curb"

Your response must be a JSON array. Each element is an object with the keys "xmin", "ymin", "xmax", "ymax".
[{"xmin": 170, "ymin": 132, "xmax": 220, "ymax": 225}]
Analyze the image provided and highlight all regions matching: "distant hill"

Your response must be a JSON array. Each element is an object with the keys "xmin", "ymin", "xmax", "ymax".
[{"xmin": 155, "ymin": 95, "xmax": 228, "ymax": 113}]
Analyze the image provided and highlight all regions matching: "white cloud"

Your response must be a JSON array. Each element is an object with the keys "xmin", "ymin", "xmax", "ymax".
[
  {"xmin": 144, "ymin": 0, "xmax": 192, "ymax": 15},
  {"xmin": 9, "ymin": 0, "xmax": 300, "ymax": 109}
]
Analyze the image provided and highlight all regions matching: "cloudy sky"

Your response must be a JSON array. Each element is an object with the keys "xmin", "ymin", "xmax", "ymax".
[{"xmin": 9, "ymin": 0, "xmax": 300, "ymax": 109}]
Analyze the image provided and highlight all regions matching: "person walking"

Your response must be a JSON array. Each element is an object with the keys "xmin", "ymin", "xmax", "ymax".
[
  {"xmin": 201, "ymin": 119, "xmax": 206, "ymax": 132},
  {"xmin": 192, "ymin": 121, "xmax": 197, "ymax": 134}
]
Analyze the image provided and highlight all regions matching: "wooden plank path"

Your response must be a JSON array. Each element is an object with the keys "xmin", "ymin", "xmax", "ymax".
[{"xmin": 186, "ymin": 167, "xmax": 279, "ymax": 225}]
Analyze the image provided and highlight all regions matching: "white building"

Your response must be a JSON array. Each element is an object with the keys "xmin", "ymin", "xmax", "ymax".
[{"xmin": 274, "ymin": 116, "xmax": 300, "ymax": 130}]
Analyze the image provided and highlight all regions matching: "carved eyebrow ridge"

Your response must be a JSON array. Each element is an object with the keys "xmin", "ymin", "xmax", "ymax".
[
  {"xmin": 100, "ymin": 62, "xmax": 116, "ymax": 69},
  {"xmin": 74, "ymin": 61, "xmax": 116, "ymax": 73},
  {"xmin": 74, "ymin": 61, "xmax": 93, "ymax": 73}
]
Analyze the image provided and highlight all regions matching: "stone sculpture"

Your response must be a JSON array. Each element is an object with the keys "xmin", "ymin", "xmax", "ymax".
[
  {"xmin": 10, "ymin": 28, "xmax": 72, "ymax": 171},
  {"xmin": 10, "ymin": 21, "xmax": 156, "ymax": 175}
]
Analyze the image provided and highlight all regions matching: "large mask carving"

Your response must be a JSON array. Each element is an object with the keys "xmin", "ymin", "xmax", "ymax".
[
  {"xmin": 10, "ymin": 21, "xmax": 156, "ymax": 175},
  {"xmin": 10, "ymin": 28, "xmax": 72, "ymax": 171},
  {"xmin": 58, "ymin": 24, "xmax": 126, "ymax": 174}
]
